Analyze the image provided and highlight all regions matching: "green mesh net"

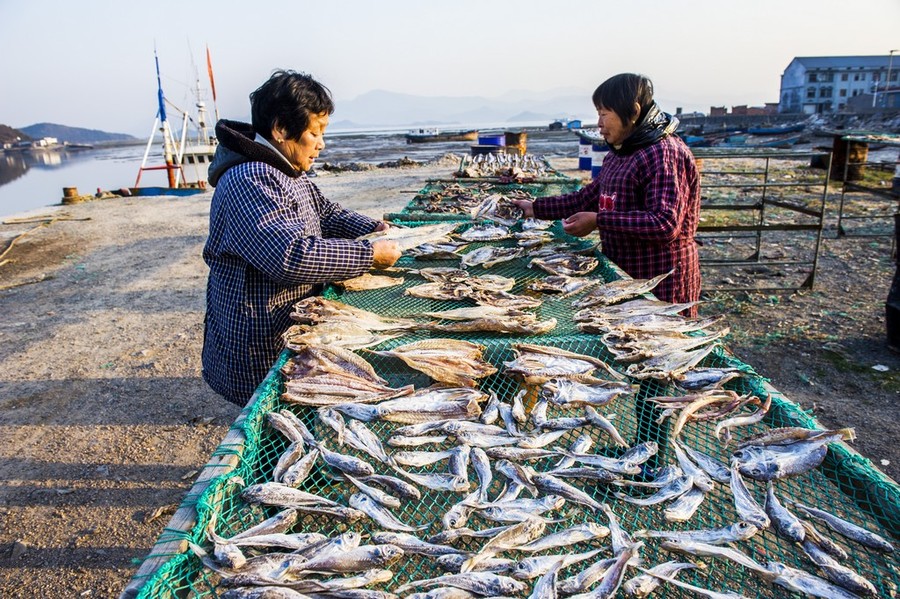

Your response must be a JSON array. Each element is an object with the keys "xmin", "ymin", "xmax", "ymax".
[{"xmin": 130, "ymin": 189, "xmax": 900, "ymax": 599}]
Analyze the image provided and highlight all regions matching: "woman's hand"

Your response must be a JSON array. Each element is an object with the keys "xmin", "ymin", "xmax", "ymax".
[
  {"xmin": 510, "ymin": 199, "xmax": 535, "ymax": 219},
  {"xmin": 371, "ymin": 239, "xmax": 401, "ymax": 269},
  {"xmin": 373, "ymin": 221, "xmax": 391, "ymax": 232},
  {"xmin": 562, "ymin": 212, "xmax": 598, "ymax": 237}
]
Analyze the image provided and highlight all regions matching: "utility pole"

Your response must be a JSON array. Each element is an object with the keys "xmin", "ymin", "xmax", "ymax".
[{"xmin": 886, "ymin": 49, "xmax": 898, "ymax": 108}]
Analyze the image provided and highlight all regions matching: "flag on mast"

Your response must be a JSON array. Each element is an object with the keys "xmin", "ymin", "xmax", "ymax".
[{"xmin": 206, "ymin": 45, "xmax": 220, "ymax": 122}]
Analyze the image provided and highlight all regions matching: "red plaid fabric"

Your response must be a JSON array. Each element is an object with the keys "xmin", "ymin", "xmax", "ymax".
[{"xmin": 534, "ymin": 135, "xmax": 701, "ymax": 314}]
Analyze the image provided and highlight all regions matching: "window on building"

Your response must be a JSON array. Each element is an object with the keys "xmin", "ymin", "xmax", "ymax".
[
  {"xmin": 821, "ymin": 73, "xmax": 833, "ymax": 83},
  {"xmin": 873, "ymin": 73, "xmax": 881, "ymax": 82},
  {"xmin": 840, "ymin": 89, "xmax": 847, "ymax": 97},
  {"xmin": 854, "ymin": 74, "xmax": 861, "ymax": 81},
  {"xmin": 841, "ymin": 73, "xmax": 848, "ymax": 81},
  {"xmin": 819, "ymin": 87, "xmax": 832, "ymax": 98},
  {"xmin": 807, "ymin": 87, "xmax": 816, "ymax": 99},
  {"xmin": 891, "ymin": 72, "xmax": 898, "ymax": 83},
  {"xmin": 808, "ymin": 73, "xmax": 818, "ymax": 83}
]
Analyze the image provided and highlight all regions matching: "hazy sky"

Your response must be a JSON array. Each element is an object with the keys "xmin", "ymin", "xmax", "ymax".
[{"xmin": 1, "ymin": 0, "xmax": 898, "ymax": 136}]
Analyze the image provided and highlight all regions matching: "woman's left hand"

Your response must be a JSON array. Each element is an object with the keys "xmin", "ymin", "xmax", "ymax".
[
  {"xmin": 562, "ymin": 212, "xmax": 598, "ymax": 237},
  {"xmin": 373, "ymin": 221, "xmax": 391, "ymax": 232}
]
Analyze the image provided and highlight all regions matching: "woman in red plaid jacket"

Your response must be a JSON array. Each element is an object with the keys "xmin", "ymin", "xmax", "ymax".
[{"xmin": 514, "ymin": 73, "xmax": 701, "ymax": 316}]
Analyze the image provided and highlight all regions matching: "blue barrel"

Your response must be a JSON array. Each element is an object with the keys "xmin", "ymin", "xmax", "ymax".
[
  {"xmin": 591, "ymin": 143, "xmax": 605, "ymax": 179},
  {"xmin": 578, "ymin": 137, "xmax": 592, "ymax": 170},
  {"xmin": 478, "ymin": 134, "xmax": 505, "ymax": 146}
]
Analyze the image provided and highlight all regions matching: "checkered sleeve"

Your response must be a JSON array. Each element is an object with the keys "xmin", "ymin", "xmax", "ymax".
[
  {"xmin": 597, "ymin": 142, "xmax": 687, "ymax": 241},
  {"xmin": 532, "ymin": 178, "xmax": 602, "ymax": 220},
  {"xmin": 223, "ymin": 166, "xmax": 374, "ymax": 285},
  {"xmin": 311, "ymin": 182, "xmax": 380, "ymax": 239}
]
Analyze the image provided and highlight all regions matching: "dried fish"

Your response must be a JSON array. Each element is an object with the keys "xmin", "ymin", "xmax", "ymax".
[
  {"xmin": 540, "ymin": 377, "xmax": 636, "ymax": 408},
  {"xmin": 767, "ymin": 561, "xmax": 864, "ymax": 599},
  {"xmin": 614, "ymin": 474, "xmax": 694, "ymax": 506},
  {"xmin": 527, "ymin": 274, "xmax": 601, "ymax": 298},
  {"xmin": 572, "ymin": 270, "xmax": 673, "ymax": 308},
  {"xmin": 764, "ymin": 483, "xmax": 806, "ymax": 543},
  {"xmin": 368, "ymin": 339, "xmax": 496, "ymax": 387},
  {"xmin": 331, "ymin": 386, "xmax": 485, "ymax": 424},
  {"xmin": 728, "ymin": 463, "xmax": 770, "ymax": 529},
  {"xmin": 358, "ymin": 222, "xmax": 460, "ymax": 251},
  {"xmin": 528, "ymin": 253, "xmax": 598, "ymax": 277},
  {"xmin": 504, "ymin": 343, "xmax": 624, "ymax": 385},
  {"xmin": 460, "ymin": 245, "xmax": 523, "ymax": 269},
  {"xmin": 511, "ymin": 548, "xmax": 604, "ymax": 580},
  {"xmin": 349, "ymin": 493, "xmax": 425, "ymax": 532},
  {"xmin": 371, "ymin": 532, "xmax": 462, "ymax": 557},
  {"xmin": 791, "ymin": 501, "xmax": 894, "ymax": 553},
  {"xmin": 622, "ymin": 561, "xmax": 701, "ymax": 599},
  {"xmin": 408, "ymin": 241, "xmax": 469, "ymax": 260},
  {"xmin": 343, "ymin": 473, "xmax": 401, "ymax": 509},
  {"xmin": 517, "ymin": 522, "xmax": 610, "ymax": 553},
  {"xmin": 456, "ymin": 224, "xmax": 511, "ymax": 242},
  {"xmin": 635, "ymin": 521, "xmax": 759, "ymax": 545},
  {"xmin": 336, "ymin": 273, "xmax": 405, "ymax": 291}
]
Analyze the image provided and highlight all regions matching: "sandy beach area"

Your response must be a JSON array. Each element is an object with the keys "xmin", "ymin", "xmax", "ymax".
[{"xmin": 0, "ymin": 153, "xmax": 898, "ymax": 597}]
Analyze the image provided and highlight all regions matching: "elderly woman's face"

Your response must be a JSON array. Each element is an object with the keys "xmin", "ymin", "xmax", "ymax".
[
  {"xmin": 596, "ymin": 102, "xmax": 640, "ymax": 146},
  {"xmin": 276, "ymin": 112, "xmax": 329, "ymax": 172}
]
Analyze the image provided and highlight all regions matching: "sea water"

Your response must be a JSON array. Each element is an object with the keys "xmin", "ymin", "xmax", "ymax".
[{"xmin": 0, "ymin": 128, "xmax": 578, "ymax": 219}]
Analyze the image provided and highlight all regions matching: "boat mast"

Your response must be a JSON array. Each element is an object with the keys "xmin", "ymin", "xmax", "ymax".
[
  {"xmin": 135, "ymin": 48, "xmax": 182, "ymax": 188},
  {"xmin": 206, "ymin": 45, "xmax": 220, "ymax": 124}
]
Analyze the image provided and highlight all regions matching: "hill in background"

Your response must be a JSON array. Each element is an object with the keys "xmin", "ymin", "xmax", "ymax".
[
  {"xmin": 18, "ymin": 123, "xmax": 137, "ymax": 144},
  {"xmin": 0, "ymin": 124, "xmax": 30, "ymax": 144}
]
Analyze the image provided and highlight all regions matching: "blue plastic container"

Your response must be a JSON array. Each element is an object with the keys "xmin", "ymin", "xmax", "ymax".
[
  {"xmin": 478, "ymin": 134, "xmax": 505, "ymax": 146},
  {"xmin": 591, "ymin": 143, "xmax": 605, "ymax": 179},
  {"xmin": 578, "ymin": 138, "xmax": 592, "ymax": 170}
]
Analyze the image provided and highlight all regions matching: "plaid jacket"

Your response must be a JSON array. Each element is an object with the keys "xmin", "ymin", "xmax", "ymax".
[
  {"xmin": 202, "ymin": 134, "xmax": 378, "ymax": 405},
  {"xmin": 534, "ymin": 135, "xmax": 701, "ymax": 313}
]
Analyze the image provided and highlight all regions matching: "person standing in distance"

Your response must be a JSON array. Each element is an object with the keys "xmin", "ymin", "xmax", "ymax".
[
  {"xmin": 513, "ymin": 73, "xmax": 701, "ymax": 315},
  {"xmin": 202, "ymin": 69, "xmax": 401, "ymax": 406}
]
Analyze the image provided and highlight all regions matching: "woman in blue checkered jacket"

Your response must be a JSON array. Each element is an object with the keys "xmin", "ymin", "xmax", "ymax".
[{"xmin": 201, "ymin": 70, "xmax": 401, "ymax": 406}]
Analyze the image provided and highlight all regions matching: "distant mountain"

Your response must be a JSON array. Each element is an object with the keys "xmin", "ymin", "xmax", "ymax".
[
  {"xmin": 0, "ymin": 124, "xmax": 29, "ymax": 144},
  {"xmin": 18, "ymin": 123, "xmax": 137, "ymax": 144},
  {"xmin": 332, "ymin": 88, "xmax": 596, "ymax": 128}
]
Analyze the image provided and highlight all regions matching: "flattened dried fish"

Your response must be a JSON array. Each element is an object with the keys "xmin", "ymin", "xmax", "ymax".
[
  {"xmin": 457, "ymin": 224, "xmax": 511, "ymax": 242},
  {"xmin": 332, "ymin": 386, "xmax": 485, "ymax": 424},
  {"xmin": 349, "ymin": 493, "xmax": 425, "ymax": 532},
  {"xmin": 504, "ymin": 343, "xmax": 624, "ymax": 385},
  {"xmin": 528, "ymin": 253, "xmax": 598, "ymax": 277},
  {"xmin": 572, "ymin": 270, "xmax": 673, "ymax": 308},
  {"xmin": 336, "ymin": 273, "xmax": 405, "ymax": 291},
  {"xmin": 290, "ymin": 297, "xmax": 418, "ymax": 331},
  {"xmin": 527, "ymin": 275, "xmax": 601, "ymax": 298},
  {"xmin": 368, "ymin": 339, "xmax": 496, "ymax": 387},
  {"xmin": 461, "ymin": 246, "xmax": 523, "ymax": 268},
  {"xmin": 408, "ymin": 241, "xmax": 469, "ymax": 260},
  {"xmin": 358, "ymin": 222, "xmax": 460, "ymax": 251}
]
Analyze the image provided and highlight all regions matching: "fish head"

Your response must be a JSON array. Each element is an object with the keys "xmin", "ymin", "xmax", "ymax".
[
  {"xmin": 734, "ymin": 520, "xmax": 760, "ymax": 539},
  {"xmin": 376, "ymin": 544, "xmax": 406, "ymax": 564},
  {"xmin": 738, "ymin": 460, "xmax": 778, "ymax": 481}
]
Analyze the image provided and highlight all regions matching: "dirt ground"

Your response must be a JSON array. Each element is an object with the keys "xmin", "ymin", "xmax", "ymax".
[{"xmin": 0, "ymin": 154, "xmax": 898, "ymax": 598}]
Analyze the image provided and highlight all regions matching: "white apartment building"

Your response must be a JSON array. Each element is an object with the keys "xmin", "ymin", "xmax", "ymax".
[{"xmin": 780, "ymin": 55, "xmax": 898, "ymax": 114}]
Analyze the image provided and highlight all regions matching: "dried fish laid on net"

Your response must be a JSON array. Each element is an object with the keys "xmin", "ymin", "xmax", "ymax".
[
  {"xmin": 623, "ymin": 343, "xmax": 722, "ymax": 382},
  {"xmin": 460, "ymin": 246, "xmax": 524, "ymax": 269},
  {"xmin": 420, "ymin": 306, "xmax": 557, "ymax": 336},
  {"xmin": 527, "ymin": 275, "xmax": 601, "ymax": 299},
  {"xmin": 366, "ymin": 339, "xmax": 497, "ymax": 387},
  {"xmin": 571, "ymin": 270, "xmax": 673, "ymax": 309},
  {"xmin": 357, "ymin": 222, "xmax": 461, "ymax": 252},
  {"xmin": 410, "ymin": 267, "xmax": 471, "ymax": 283},
  {"xmin": 404, "ymin": 281, "xmax": 472, "ymax": 301},
  {"xmin": 645, "ymin": 389, "xmax": 760, "ymax": 440},
  {"xmin": 283, "ymin": 321, "xmax": 405, "ymax": 351},
  {"xmin": 528, "ymin": 253, "xmax": 598, "ymax": 277},
  {"xmin": 331, "ymin": 385, "xmax": 487, "ymax": 424},
  {"xmin": 521, "ymin": 218, "xmax": 553, "ymax": 231},
  {"xmin": 470, "ymin": 289, "xmax": 543, "ymax": 310},
  {"xmin": 731, "ymin": 427, "xmax": 855, "ymax": 481},
  {"xmin": 335, "ymin": 273, "xmax": 405, "ymax": 292},
  {"xmin": 290, "ymin": 296, "xmax": 418, "ymax": 332},
  {"xmin": 456, "ymin": 224, "xmax": 512, "ymax": 242},
  {"xmin": 503, "ymin": 343, "xmax": 625, "ymax": 385},
  {"xmin": 281, "ymin": 344, "xmax": 414, "ymax": 406},
  {"xmin": 573, "ymin": 298, "xmax": 701, "ymax": 325},
  {"xmin": 470, "ymin": 193, "xmax": 524, "ymax": 226},
  {"xmin": 513, "ymin": 229, "xmax": 554, "ymax": 249},
  {"xmin": 601, "ymin": 326, "xmax": 731, "ymax": 363},
  {"xmin": 407, "ymin": 241, "xmax": 470, "ymax": 260}
]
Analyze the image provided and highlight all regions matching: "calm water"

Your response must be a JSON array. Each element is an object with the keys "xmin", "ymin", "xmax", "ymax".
[{"xmin": 0, "ymin": 128, "xmax": 579, "ymax": 219}]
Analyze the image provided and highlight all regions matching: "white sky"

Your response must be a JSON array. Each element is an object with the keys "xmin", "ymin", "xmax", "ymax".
[{"xmin": 1, "ymin": 0, "xmax": 898, "ymax": 136}]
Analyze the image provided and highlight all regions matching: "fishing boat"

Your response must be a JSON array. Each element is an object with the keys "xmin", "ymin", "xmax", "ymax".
[
  {"xmin": 405, "ymin": 128, "xmax": 478, "ymax": 144},
  {"xmin": 746, "ymin": 123, "xmax": 805, "ymax": 135},
  {"xmin": 135, "ymin": 46, "xmax": 219, "ymax": 190}
]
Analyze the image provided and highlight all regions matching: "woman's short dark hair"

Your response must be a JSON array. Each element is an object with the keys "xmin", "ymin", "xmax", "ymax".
[
  {"xmin": 592, "ymin": 73, "xmax": 655, "ymax": 126},
  {"xmin": 250, "ymin": 70, "xmax": 335, "ymax": 141}
]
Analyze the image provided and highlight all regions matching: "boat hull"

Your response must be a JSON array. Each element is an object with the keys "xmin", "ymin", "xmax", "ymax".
[{"xmin": 406, "ymin": 130, "xmax": 478, "ymax": 144}]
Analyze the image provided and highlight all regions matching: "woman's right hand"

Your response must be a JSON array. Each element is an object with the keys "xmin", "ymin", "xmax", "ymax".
[
  {"xmin": 371, "ymin": 239, "xmax": 401, "ymax": 269},
  {"xmin": 511, "ymin": 199, "xmax": 535, "ymax": 219}
]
